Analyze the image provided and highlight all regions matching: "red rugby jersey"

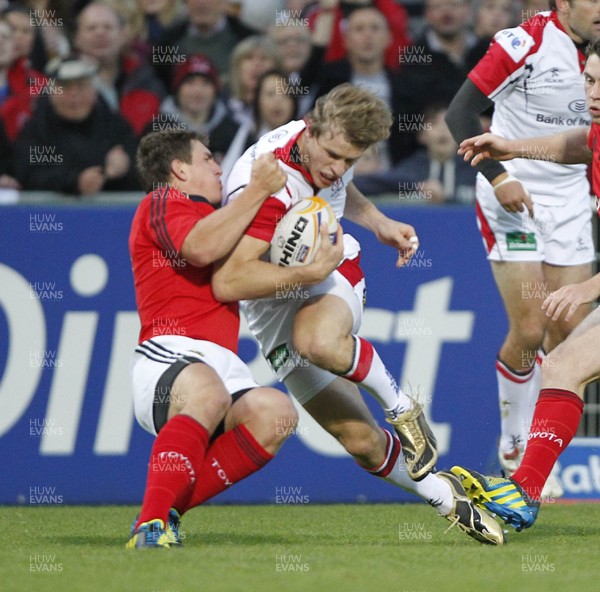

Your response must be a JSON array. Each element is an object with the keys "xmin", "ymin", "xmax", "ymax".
[{"xmin": 129, "ymin": 187, "xmax": 239, "ymax": 351}]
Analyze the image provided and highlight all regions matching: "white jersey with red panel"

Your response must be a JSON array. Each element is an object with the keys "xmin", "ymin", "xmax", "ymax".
[
  {"xmin": 223, "ymin": 119, "xmax": 354, "ymax": 230},
  {"xmin": 223, "ymin": 120, "xmax": 364, "ymax": 389},
  {"xmin": 469, "ymin": 10, "xmax": 590, "ymax": 205}
]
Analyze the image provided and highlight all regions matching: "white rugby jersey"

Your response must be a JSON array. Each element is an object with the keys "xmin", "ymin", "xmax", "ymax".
[
  {"xmin": 470, "ymin": 11, "xmax": 590, "ymax": 205},
  {"xmin": 224, "ymin": 119, "xmax": 353, "ymax": 220},
  {"xmin": 224, "ymin": 120, "xmax": 361, "ymax": 342}
]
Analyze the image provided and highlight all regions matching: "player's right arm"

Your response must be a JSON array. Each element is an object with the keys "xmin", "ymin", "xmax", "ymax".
[
  {"xmin": 211, "ymin": 224, "xmax": 343, "ymax": 302},
  {"xmin": 459, "ymin": 128, "xmax": 593, "ymax": 167}
]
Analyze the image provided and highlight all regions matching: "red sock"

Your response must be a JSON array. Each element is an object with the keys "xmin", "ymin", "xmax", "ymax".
[
  {"xmin": 137, "ymin": 414, "xmax": 209, "ymax": 527},
  {"xmin": 341, "ymin": 336, "xmax": 374, "ymax": 382},
  {"xmin": 512, "ymin": 388, "xmax": 584, "ymax": 500},
  {"xmin": 179, "ymin": 424, "xmax": 273, "ymax": 512}
]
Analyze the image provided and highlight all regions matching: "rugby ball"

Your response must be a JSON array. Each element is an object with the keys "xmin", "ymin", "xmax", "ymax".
[{"xmin": 270, "ymin": 196, "xmax": 338, "ymax": 266}]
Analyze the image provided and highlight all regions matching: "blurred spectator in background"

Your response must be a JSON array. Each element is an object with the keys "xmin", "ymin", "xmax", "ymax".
[
  {"xmin": 305, "ymin": 0, "xmax": 411, "ymax": 71},
  {"xmin": 17, "ymin": 1, "xmax": 71, "ymax": 71},
  {"xmin": 467, "ymin": 0, "xmax": 517, "ymax": 68},
  {"xmin": 104, "ymin": 0, "xmax": 188, "ymax": 65},
  {"xmin": 400, "ymin": 0, "xmax": 481, "ymax": 109},
  {"xmin": 354, "ymin": 104, "xmax": 476, "ymax": 203},
  {"xmin": 0, "ymin": 14, "xmax": 46, "ymax": 142},
  {"xmin": 221, "ymin": 69, "xmax": 297, "ymax": 177},
  {"xmin": 74, "ymin": 1, "xmax": 165, "ymax": 137},
  {"xmin": 225, "ymin": 35, "xmax": 282, "ymax": 124},
  {"xmin": 149, "ymin": 53, "xmax": 239, "ymax": 163},
  {"xmin": 0, "ymin": 118, "xmax": 19, "ymax": 189},
  {"xmin": 267, "ymin": 0, "xmax": 337, "ymax": 115},
  {"xmin": 314, "ymin": 6, "xmax": 418, "ymax": 173},
  {"xmin": 13, "ymin": 56, "xmax": 139, "ymax": 195},
  {"xmin": 158, "ymin": 0, "xmax": 257, "ymax": 82}
]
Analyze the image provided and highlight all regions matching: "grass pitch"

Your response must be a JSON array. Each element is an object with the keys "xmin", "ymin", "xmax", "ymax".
[{"xmin": 3, "ymin": 503, "xmax": 598, "ymax": 592}]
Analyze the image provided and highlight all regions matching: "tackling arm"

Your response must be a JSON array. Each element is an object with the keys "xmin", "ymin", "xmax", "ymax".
[
  {"xmin": 180, "ymin": 154, "xmax": 286, "ymax": 267},
  {"xmin": 211, "ymin": 226, "xmax": 344, "ymax": 302}
]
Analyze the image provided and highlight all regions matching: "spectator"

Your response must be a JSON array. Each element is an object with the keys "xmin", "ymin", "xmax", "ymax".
[
  {"xmin": 467, "ymin": 0, "xmax": 517, "ymax": 68},
  {"xmin": 267, "ymin": 0, "xmax": 337, "ymax": 115},
  {"xmin": 226, "ymin": 35, "xmax": 282, "ymax": 124},
  {"xmin": 157, "ymin": 0, "xmax": 257, "ymax": 81},
  {"xmin": 354, "ymin": 104, "xmax": 477, "ymax": 202},
  {"xmin": 0, "ymin": 118, "xmax": 19, "ymax": 190},
  {"xmin": 13, "ymin": 56, "xmax": 140, "ymax": 195},
  {"xmin": 150, "ymin": 54, "xmax": 239, "ymax": 163},
  {"xmin": 221, "ymin": 69, "xmax": 297, "ymax": 176},
  {"xmin": 74, "ymin": 1, "xmax": 166, "ymax": 137},
  {"xmin": 305, "ymin": 0, "xmax": 412, "ymax": 71},
  {"xmin": 400, "ymin": 0, "xmax": 481, "ymax": 109},
  {"xmin": 0, "ymin": 14, "xmax": 46, "ymax": 142},
  {"xmin": 314, "ymin": 6, "xmax": 419, "ymax": 171},
  {"xmin": 17, "ymin": 1, "xmax": 71, "ymax": 71}
]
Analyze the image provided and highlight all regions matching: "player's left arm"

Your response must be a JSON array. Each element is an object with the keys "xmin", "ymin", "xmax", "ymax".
[{"xmin": 344, "ymin": 181, "xmax": 417, "ymax": 268}]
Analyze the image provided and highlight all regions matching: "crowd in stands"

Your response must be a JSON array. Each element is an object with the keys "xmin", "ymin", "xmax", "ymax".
[{"xmin": 0, "ymin": 0, "xmax": 541, "ymax": 201}]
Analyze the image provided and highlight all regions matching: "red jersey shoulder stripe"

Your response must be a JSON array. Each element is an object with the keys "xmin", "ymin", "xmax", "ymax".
[{"xmin": 150, "ymin": 186, "xmax": 177, "ymax": 254}]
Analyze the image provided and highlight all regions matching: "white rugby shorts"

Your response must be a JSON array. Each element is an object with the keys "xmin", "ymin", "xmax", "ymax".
[
  {"xmin": 241, "ymin": 249, "xmax": 366, "ymax": 405},
  {"xmin": 475, "ymin": 175, "xmax": 595, "ymax": 265},
  {"xmin": 131, "ymin": 335, "xmax": 258, "ymax": 436}
]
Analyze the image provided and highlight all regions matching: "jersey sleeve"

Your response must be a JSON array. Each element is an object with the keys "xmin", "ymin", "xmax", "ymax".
[
  {"xmin": 244, "ymin": 196, "xmax": 288, "ymax": 243},
  {"xmin": 148, "ymin": 190, "xmax": 214, "ymax": 254},
  {"xmin": 468, "ymin": 26, "xmax": 537, "ymax": 100}
]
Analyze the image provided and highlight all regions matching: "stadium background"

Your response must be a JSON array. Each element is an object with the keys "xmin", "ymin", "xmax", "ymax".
[{"xmin": 1, "ymin": 195, "xmax": 598, "ymax": 505}]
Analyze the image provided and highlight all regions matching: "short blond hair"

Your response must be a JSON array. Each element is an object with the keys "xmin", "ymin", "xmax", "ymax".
[{"xmin": 306, "ymin": 83, "xmax": 392, "ymax": 150}]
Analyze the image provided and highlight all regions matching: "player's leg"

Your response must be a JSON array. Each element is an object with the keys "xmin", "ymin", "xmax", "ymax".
[
  {"xmin": 490, "ymin": 260, "xmax": 547, "ymax": 470},
  {"xmin": 128, "ymin": 353, "xmax": 231, "ymax": 548},
  {"xmin": 292, "ymin": 271, "xmax": 436, "ymax": 480},
  {"xmin": 452, "ymin": 308, "xmax": 600, "ymax": 531},
  {"xmin": 542, "ymin": 261, "xmax": 593, "ymax": 352},
  {"xmin": 180, "ymin": 386, "xmax": 297, "ymax": 511},
  {"xmin": 286, "ymin": 371, "xmax": 504, "ymax": 544}
]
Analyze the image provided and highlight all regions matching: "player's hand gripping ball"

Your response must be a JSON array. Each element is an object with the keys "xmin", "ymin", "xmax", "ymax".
[{"xmin": 270, "ymin": 197, "xmax": 338, "ymax": 266}]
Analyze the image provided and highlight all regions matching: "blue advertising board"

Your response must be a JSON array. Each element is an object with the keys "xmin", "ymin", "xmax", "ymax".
[{"xmin": 1, "ymin": 202, "xmax": 597, "ymax": 505}]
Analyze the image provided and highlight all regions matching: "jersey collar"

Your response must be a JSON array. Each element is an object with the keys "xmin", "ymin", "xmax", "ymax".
[{"xmin": 273, "ymin": 124, "xmax": 318, "ymax": 191}]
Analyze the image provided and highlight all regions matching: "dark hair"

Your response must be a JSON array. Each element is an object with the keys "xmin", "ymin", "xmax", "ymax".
[
  {"xmin": 252, "ymin": 69, "xmax": 298, "ymax": 124},
  {"xmin": 136, "ymin": 130, "xmax": 208, "ymax": 192},
  {"xmin": 587, "ymin": 37, "xmax": 600, "ymax": 60}
]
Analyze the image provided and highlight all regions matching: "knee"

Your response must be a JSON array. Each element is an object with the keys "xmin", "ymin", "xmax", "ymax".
[
  {"xmin": 541, "ymin": 348, "xmax": 573, "ymax": 385},
  {"xmin": 179, "ymin": 390, "xmax": 231, "ymax": 431},
  {"xmin": 510, "ymin": 320, "xmax": 546, "ymax": 351},
  {"xmin": 292, "ymin": 325, "xmax": 335, "ymax": 367},
  {"xmin": 245, "ymin": 389, "xmax": 298, "ymax": 441}
]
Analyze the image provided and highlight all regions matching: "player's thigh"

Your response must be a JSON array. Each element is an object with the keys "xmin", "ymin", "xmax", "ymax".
[
  {"xmin": 167, "ymin": 362, "xmax": 231, "ymax": 429},
  {"xmin": 491, "ymin": 261, "xmax": 547, "ymax": 331},
  {"xmin": 293, "ymin": 293, "xmax": 354, "ymax": 347},
  {"xmin": 544, "ymin": 308, "xmax": 600, "ymax": 389}
]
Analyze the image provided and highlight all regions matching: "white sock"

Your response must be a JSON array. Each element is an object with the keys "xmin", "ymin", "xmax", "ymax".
[
  {"xmin": 383, "ymin": 454, "xmax": 453, "ymax": 515},
  {"xmin": 342, "ymin": 336, "xmax": 413, "ymax": 417},
  {"xmin": 497, "ymin": 358, "xmax": 535, "ymax": 454},
  {"xmin": 525, "ymin": 352, "xmax": 543, "ymax": 432}
]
